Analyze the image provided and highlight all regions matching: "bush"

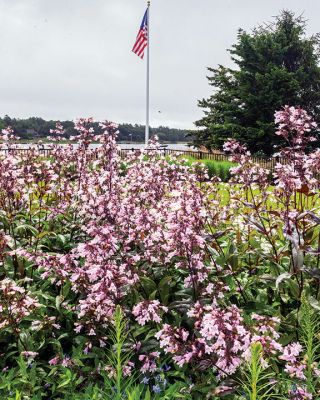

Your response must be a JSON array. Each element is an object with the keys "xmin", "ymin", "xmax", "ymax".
[{"xmin": 176, "ymin": 155, "xmax": 234, "ymax": 181}]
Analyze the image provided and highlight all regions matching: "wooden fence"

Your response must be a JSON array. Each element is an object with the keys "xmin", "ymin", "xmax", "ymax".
[
  {"xmin": 0, "ymin": 147, "xmax": 53, "ymax": 158},
  {"xmin": 0, "ymin": 147, "xmax": 284, "ymax": 172},
  {"xmin": 120, "ymin": 148, "xmax": 282, "ymax": 171}
]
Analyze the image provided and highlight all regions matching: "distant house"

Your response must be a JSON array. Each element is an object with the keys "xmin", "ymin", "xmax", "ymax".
[{"xmin": 26, "ymin": 128, "xmax": 41, "ymax": 137}]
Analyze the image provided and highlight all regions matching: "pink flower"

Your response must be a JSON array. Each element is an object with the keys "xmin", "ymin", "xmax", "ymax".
[
  {"xmin": 132, "ymin": 300, "xmax": 168, "ymax": 325},
  {"xmin": 0, "ymin": 278, "xmax": 40, "ymax": 330},
  {"xmin": 288, "ymin": 386, "xmax": 313, "ymax": 399},
  {"xmin": 139, "ymin": 352, "xmax": 159, "ymax": 373},
  {"xmin": 279, "ymin": 343, "xmax": 306, "ymax": 380},
  {"xmin": 123, "ymin": 361, "xmax": 135, "ymax": 377},
  {"xmin": 49, "ymin": 356, "xmax": 60, "ymax": 366},
  {"xmin": 156, "ymin": 303, "xmax": 250, "ymax": 379},
  {"xmin": 280, "ymin": 343, "xmax": 303, "ymax": 363},
  {"xmin": 21, "ymin": 351, "xmax": 38, "ymax": 358},
  {"xmin": 155, "ymin": 324, "xmax": 189, "ymax": 354}
]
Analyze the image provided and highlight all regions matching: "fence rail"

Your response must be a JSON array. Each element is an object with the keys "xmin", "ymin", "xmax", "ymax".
[
  {"xmin": 0, "ymin": 147, "xmax": 53, "ymax": 157},
  {"xmin": 0, "ymin": 147, "xmax": 284, "ymax": 172},
  {"xmin": 120, "ymin": 148, "xmax": 284, "ymax": 171}
]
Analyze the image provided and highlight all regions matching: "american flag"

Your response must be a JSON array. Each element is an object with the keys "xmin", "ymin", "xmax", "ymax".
[{"xmin": 132, "ymin": 9, "xmax": 148, "ymax": 59}]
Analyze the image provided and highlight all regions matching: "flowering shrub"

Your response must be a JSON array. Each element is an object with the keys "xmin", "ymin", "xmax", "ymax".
[{"xmin": 0, "ymin": 107, "xmax": 320, "ymax": 398}]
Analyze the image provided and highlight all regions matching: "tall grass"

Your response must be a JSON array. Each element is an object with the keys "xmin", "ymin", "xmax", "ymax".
[
  {"xmin": 299, "ymin": 295, "xmax": 320, "ymax": 395},
  {"xmin": 177, "ymin": 155, "xmax": 234, "ymax": 181},
  {"xmin": 239, "ymin": 343, "xmax": 280, "ymax": 400},
  {"xmin": 99, "ymin": 306, "xmax": 190, "ymax": 400}
]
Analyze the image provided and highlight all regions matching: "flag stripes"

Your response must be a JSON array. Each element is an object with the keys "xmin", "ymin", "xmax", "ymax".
[{"xmin": 132, "ymin": 9, "xmax": 148, "ymax": 59}]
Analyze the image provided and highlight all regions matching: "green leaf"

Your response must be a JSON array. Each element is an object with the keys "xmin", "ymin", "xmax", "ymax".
[
  {"xmin": 275, "ymin": 272, "xmax": 292, "ymax": 290},
  {"xmin": 309, "ymin": 296, "xmax": 320, "ymax": 311},
  {"xmin": 158, "ymin": 276, "xmax": 173, "ymax": 305},
  {"xmin": 140, "ymin": 277, "xmax": 157, "ymax": 296},
  {"xmin": 57, "ymin": 378, "xmax": 71, "ymax": 389},
  {"xmin": 144, "ymin": 389, "xmax": 151, "ymax": 400},
  {"xmin": 55, "ymin": 295, "xmax": 64, "ymax": 311}
]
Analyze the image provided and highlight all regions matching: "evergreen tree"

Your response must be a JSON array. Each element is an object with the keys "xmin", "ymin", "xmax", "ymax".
[{"xmin": 195, "ymin": 11, "xmax": 320, "ymax": 155}]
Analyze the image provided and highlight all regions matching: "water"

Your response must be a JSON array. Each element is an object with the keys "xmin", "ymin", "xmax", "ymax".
[{"xmin": 117, "ymin": 143, "xmax": 194, "ymax": 151}]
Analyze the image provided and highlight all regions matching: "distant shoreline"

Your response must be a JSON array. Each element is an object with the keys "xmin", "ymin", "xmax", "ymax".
[
  {"xmin": 0, "ymin": 142, "xmax": 196, "ymax": 151},
  {"xmin": 12, "ymin": 139, "xmax": 192, "ymax": 145}
]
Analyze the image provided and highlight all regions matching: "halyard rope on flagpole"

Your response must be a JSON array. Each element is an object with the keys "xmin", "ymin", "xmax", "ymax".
[{"xmin": 145, "ymin": 1, "xmax": 150, "ymax": 146}]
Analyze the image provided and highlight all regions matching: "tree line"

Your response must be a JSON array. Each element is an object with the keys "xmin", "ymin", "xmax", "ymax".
[{"xmin": 0, "ymin": 116, "xmax": 193, "ymax": 143}]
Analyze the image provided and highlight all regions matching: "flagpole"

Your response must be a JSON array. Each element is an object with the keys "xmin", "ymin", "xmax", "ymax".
[{"xmin": 145, "ymin": 0, "xmax": 150, "ymax": 146}]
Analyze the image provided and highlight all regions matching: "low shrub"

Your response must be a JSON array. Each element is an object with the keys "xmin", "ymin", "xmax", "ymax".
[{"xmin": 175, "ymin": 155, "xmax": 234, "ymax": 181}]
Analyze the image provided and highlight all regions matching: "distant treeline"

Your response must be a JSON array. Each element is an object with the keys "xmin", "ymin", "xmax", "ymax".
[{"xmin": 0, "ymin": 116, "xmax": 194, "ymax": 143}]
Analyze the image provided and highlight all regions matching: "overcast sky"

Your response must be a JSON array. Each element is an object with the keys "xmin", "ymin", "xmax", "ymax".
[{"xmin": 0, "ymin": 0, "xmax": 319, "ymax": 129}]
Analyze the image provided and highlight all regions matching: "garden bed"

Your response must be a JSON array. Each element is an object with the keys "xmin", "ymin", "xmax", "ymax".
[{"xmin": 0, "ymin": 109, "xmax": 320, "ymax": 399}]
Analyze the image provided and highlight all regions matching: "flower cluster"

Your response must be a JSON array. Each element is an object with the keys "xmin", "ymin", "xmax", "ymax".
[
  {"xmin": 0, "ymin": 278, "xmax": 40, "ymax": 332},
  {"xmin": 0, "ymin": 126, "xmax": 20, "ymax": 142},
  {"xmin": 288, "ymin": 386, "xmax": 313, "ymax": 400},
  {"xmin": 223, "ymin": 139, "xmax": 270, "ymax": 188},
  {"xmin": 275, "ymin": 105, "xmax": 317, "ymax": 144},
  {"xmin": 156, "ymin": 302, "xmax": 251, "ymax": 379},
  {"xmin": 132, "ymin": 300, "xmax": 168, "ymax": 325},
  {"xmin": 250, "ymin": 314, "xmax": 282, "ymax": 358},
  {"xmin": 139, "ymin": 352, "xmax": 160, "ymax": 373},
  {"xmin": 280, "ymin": 343, "xmax": 306, "ymax": 380}
]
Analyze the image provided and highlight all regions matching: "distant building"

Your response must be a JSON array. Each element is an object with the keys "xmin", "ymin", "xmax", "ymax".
[{"xmin": 26, "ymin": 129, "xmax": 41, "ymax": 137}]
